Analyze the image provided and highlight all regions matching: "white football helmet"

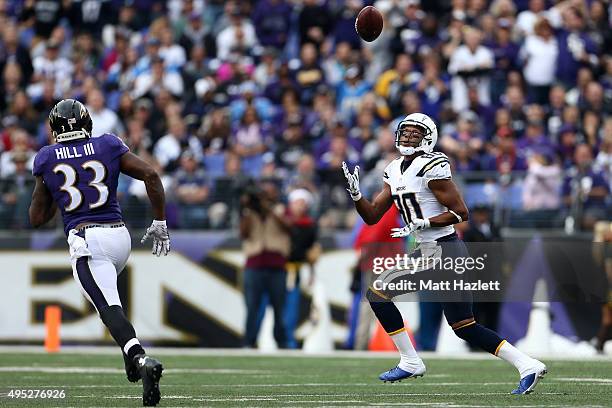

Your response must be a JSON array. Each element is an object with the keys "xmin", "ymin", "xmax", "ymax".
[{"xmin": 394, "ymin": 113, "xmax": 438, "ymax": 155}]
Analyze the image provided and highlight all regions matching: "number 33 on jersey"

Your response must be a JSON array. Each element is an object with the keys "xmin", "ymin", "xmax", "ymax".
[
  {"xmin": 32, "ymin": 133, "xmax": 129, "ymax": 235},
  {"xmin": 384, "ymin": 152, "xmax": 454, "ymax": 242}
]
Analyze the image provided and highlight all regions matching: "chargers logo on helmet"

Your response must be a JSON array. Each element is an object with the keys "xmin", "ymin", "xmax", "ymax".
[{"xmin": 394, "ymin": 113, "xmax": 438, "ymax": 156}]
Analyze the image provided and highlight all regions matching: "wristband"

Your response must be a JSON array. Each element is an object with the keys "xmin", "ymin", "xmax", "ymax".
[{"xmin": 448, "ymin": 210, "xmax": 463, "ymax": 223}]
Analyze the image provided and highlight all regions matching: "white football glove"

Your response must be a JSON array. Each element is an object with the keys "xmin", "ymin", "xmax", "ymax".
[
  {"xmin": 390, "ymin": 218, "xmax": 431, "ymax": 238},
  {"xmin": 141, "ymin": 220, "xmax": 171, "ymax": 256},
  {"xmin": 342, "ymin": 161, "xmax": 362, "ymax": 201}
]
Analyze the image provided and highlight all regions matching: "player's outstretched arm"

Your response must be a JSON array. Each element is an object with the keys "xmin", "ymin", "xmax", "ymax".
[
  {"xmin": 427, "ymin": 179, "xmax": 469, "ymax": 227},
  {"xmin": 120, "ymin": 152, "xmax": 170, "ymax": 256},
  {"xmin": 342, "ymin": 162, "xmax": 393, "ymax": 225},
  {"xmin": 29, "ymin": 176, "xmax": 57, "ymax": 228}
]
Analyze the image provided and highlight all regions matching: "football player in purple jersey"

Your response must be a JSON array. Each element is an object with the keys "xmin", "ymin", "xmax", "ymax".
[{"xmin": 29, "ymin": 99, "xmax": 168, "ymax": 407}]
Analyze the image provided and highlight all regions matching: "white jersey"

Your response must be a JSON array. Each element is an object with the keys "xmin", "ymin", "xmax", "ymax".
[{"xmin": 383, "ymin": 152, "xmax": 455, "ymax": 242}]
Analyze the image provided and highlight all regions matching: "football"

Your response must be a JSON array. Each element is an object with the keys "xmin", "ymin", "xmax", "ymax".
[{"xmin": 355, "ymin": 6, "xmax": 383, "ymax": 42}]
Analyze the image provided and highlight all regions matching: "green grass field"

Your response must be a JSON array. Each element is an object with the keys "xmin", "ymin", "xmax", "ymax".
[{"xmin": 0, "ymin": 350, "xmax": 610, "ymax": 407}]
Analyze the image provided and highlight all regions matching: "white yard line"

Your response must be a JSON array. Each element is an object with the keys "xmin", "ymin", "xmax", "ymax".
[
  {"xmin": 0, "ymin": 345, "xmax": 609, "ymax": 361},
  {"xmin": 553, "ymin": 377, "xmax": 612, "ymax": 383},
  {"xmin": 0, "ymin": 366, "xmax": 267, "ymax": 374}
]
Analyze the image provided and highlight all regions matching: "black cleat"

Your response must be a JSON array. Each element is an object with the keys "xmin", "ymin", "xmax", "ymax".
[
  {"xmin": 123, "ymin": 352, "xmax": 141, "ymax": 383},
  {"xmin": 134, "ymin": 354, "xmax": 163, "ymax": 407}
]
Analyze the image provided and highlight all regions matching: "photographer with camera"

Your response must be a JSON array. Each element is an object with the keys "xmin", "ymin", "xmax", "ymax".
[{"xmin": 239, "ymin": 181, "xmax": 291, "ymax": 348}]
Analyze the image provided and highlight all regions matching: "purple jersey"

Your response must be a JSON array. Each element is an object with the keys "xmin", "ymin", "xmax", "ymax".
[{"xmin": 32, "ymin": 134, "xmax": 129, "ymax": 235}]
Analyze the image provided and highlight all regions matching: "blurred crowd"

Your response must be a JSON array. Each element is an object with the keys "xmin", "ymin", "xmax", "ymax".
[{"xmin": 0, "ymin": 0, "xmax": 610, "ymax": 230}]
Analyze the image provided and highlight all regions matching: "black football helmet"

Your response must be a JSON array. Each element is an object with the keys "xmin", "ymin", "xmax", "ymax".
[{"xmin": 49, "ymin": 99, "xmax": 93, "ymax": 143}]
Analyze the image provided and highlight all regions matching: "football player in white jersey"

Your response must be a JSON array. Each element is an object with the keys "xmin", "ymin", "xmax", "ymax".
[{"xmin": 343, "ymin": 113, "xmax": 547, "ymax": 394}]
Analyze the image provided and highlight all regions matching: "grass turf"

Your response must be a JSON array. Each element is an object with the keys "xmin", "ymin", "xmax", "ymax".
[{"xmin": 0, "ymin": 352, "xmax": 610, "ymax": 407}]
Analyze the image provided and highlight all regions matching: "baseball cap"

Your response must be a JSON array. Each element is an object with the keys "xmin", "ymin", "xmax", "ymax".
[{"xmin": 289, "ymin": 188, "xmax": 313, "ymax": 207}]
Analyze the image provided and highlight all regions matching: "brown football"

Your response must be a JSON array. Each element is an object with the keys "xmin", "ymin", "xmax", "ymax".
[{"xmin": 355, "ymin": 6, "xmax": 383, "ymax": 42}]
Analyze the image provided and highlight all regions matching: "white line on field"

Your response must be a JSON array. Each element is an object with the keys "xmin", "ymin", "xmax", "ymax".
[
  {"xmin": 196, "ymin": 397, "xmax": 278, "ymax": 402},
  {"xmin": 188, "ymin": 382, "xmax": 517, "ymax": 387},
  {"xmin": 5, "ymin": 380, "xmax": 522, "ymax": 389},
  {"xmin": 0, "ymin": 366, "xmax": 267, "ymax": 374},
  {"xmin": 370, "ymin": 405, "xmax": 573, "ymax": 408},
  {"xmin": 230, "ymin": 392, "xmax": 569, "ymax": 398},
  {"xmin": 554, "ymin": 377, "xmax": 612, "ymax": 383},
  {"xmin": 283, "ymin": 400, "xmax": 366, "ymax": 404}
]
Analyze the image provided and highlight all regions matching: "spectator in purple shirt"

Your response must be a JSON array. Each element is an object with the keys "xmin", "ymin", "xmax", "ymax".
[
  {"xmin": 562, "ymin": 143, "xmax": 610, "ymax": 229},
  {"xmin": 600, "ymin": 55, "xmax": 612, "ymax": 98},
  {"xmin": 454, "ymin": 143, "xmax": 481, "ymax": 173},
  {"xmin": 275, "ymin": 113, "xmax": 311, "ymax": 171},
  {"xmin": 501, "ymin": 85, "xmax": 527, "ymax": 136},
  {"xmin": 332, "ymin": 1, "xmax": 363, "ymax": 50},
  {"xmin": 579, "ymin": 81, "xmax": 608, "ymax": 116},
  {"xmin": 317, "ymin": 133, "xmax": 360, "ymax": 172},
  {"xmin": 495, "ymin": 134, "xmax": 527, "ymax": 173},
  {"xmin": 517, "ymin": 120, "xmax": 552, "ymax": 156},
  {"xmin": 264, "ymin": 61, "xmax": 299, "ymax": 105},
  {"xmin": 413, "ymin": 55, "xmax": 448, "ymax": 122},
  {"xmin": 440, "ymin": 111, "xmax": 486, "ymax": 163},
  {"xmin": 299, "ymin": 0, "xmax": 333, "ymax": 48},
  {"xmin": 546, "ymin": 84, "xmax": 567, "ymax": 137},
  {"xmin": 398, "ymin": 13, "xmax": 443, "ymax": 58},
  {"xmin": 467, "ymin": 86, "xmax": 495, "ymax": 138},
  {"xmin": 555, "ymin": 6, "xmax": 599, "ymax": 88},
  {"xmin": 252, "ymin": 0, "xmax": 293, "ymax": 52},
  {"xmin": 557, "ymin": 124, "xmax": 579, "ymax": 168},
  {"xmin": 487, "ymin": 18, "xmax": 519, "ymax": 105}
]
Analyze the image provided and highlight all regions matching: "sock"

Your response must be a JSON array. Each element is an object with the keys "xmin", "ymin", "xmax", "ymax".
[
  {"xmin": 367, "ymin": 290, "xmax": 422, "ymax": 371},
  {"xmin": 496, "ymin": 341, "xmax": 539, "ymax": 378},
  {"xmin": 99, "ymin": 305, "xmax": 146, "ymax": 359},
  {"xmin": 453, "ymin": 321, "xmax": 504, "ymax": 354},
  {"xmin": 124, "ymin": 338, "xmax": 145, "ymax": 360},
  {"xmin": 389, "ymin": 329, "xmax": 422, "ymax": 371}
]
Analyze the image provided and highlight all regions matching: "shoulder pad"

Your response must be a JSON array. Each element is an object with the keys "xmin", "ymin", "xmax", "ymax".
[{"xmin": 416, "ymin": 154, "xmax": 450, "ymax": 177}]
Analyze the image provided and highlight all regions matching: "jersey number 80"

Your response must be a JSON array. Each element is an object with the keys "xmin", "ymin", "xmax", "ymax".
[{"xmin": 392, "ymin": 192, "xmax": 423, "ymax": 224}]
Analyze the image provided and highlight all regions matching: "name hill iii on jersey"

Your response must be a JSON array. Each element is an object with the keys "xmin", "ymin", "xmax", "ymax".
[{"xmin": 54, "ymin": 142, "xmax": 96, "ymax": 159}]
